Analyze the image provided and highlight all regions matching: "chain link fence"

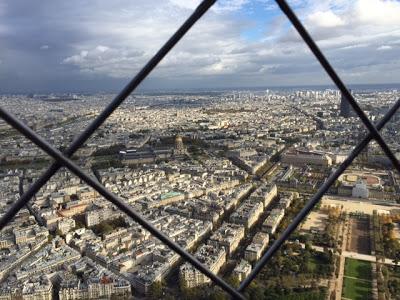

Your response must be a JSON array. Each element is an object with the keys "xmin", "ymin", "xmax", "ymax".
[{"xmin": 0, "ymin": 0, "xmax": 399, "ymax": 299}]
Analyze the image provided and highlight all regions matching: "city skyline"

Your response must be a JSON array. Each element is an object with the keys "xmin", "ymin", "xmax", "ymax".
[{"xmin": 1, "ymin": 82, "xmax": 400, "ymax": 96}]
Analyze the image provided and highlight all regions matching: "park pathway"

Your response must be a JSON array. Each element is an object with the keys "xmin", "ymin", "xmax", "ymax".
[
  {"xmin": 342, "ymin": 251, "xmax": 396, "ymax": 266},
  {"xmin": 371, "ymin": 263, "xmax": 378, "ymax": 300},
  {"xmin": 335, "ymin": 215, "xmax": 350, "ymax": 300}
]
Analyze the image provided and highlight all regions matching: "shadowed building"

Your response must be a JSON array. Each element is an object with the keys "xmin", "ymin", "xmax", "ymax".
[{"xmin": 340, "ymin": 89, "xmax": 352, "ymax": 118}]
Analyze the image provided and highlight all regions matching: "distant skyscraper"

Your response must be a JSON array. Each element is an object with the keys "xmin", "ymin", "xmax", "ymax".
[{"xmin": 340, "ymin": 89, "xmax": 352, "ymax": 118}]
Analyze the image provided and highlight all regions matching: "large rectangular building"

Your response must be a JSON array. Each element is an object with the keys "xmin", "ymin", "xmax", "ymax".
[
  {"xmin": 262, "ymin": 208, "xmax": 285, "ymax": 235},
  {"xmin": 282, "ymin": 149, "xmax": 332, "ymax": 167},
  {"xmin": 208, "ymin": 223, "xmax": 245, "ymax": 256},
  {"xmin": 250, "ymin": 184, "xmax": 277, "ymax": 208},
  {"xmin": 244, "ymin": 232, "xmax": 269, "ymax": 262},
  {"xmin": 229, "ymin": 198, "xmax": 264, "ymax": 229},
  {"xmin": 180, "ymin": 245, "xmax": 226, "ymax": 288}
]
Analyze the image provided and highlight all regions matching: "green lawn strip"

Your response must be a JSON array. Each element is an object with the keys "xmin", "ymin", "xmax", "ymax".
[
  {"xmin": 342, "ymin": 277, "xmax": 372, "ymax": 300},
  {"xmin": 344, "ymin": 258, "xmax": 372, "ymax": 280},
  {"xmin": 307, "ymin": 256, "xmax": 320, "ymax": 272}
]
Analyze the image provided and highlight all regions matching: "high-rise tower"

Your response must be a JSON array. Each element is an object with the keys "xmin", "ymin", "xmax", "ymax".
[{"xmin": 340, "ymin": 89, "xmax": 352, "ymax": 118}]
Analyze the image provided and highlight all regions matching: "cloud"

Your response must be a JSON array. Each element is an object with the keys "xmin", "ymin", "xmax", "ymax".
[
  {"xmin": 62, "ymin": 46, "xmax": 145, "ymax": 77},
  {"xmin": 0, "ymin": 0, "xmax": 400, "ymax": 92},
  {"xmin": 377, "ymin": 45, "xmax": 392, "ymax": 51},
  {"xmin": 168, "ymin": 0, "xmax": 201, "ymax": 10},
  {"xmin": 95, "ymin": 45, "xmax": 109, "ymax": 52},
  {"xmin": 213, "ymin": 0, "xmax": 250, "ymax": 12},
  {"xmin": 354, "ymin": 0, "xmax": 400, "ymax": 27},
  {"xmin": 307, "ymin": 10, "xmax": 345, "ymax": 28},
  {"xmin": 169, "ymin": 0, "xmax": 250, "ymax": 12},
  {"xmin": 62, "ymin": 50, "xmax": 89, "ymax": 64}
]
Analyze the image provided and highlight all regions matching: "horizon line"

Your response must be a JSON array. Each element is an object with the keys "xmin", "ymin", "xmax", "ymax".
[{"xmin": 1, "ymin": 82, "xmax": 400, "ymax": 95}]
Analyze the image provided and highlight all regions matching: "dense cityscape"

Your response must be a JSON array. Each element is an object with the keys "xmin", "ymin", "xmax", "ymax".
[{"xmin": 0, "ymin": 87, "xmax": 399, "ymax": 300}]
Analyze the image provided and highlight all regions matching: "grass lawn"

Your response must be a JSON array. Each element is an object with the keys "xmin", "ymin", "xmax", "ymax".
[
  {"xmin": 342, "ymin": 277, "xmax": 372, "ymax": 300},
  {"xmin": 343, "ymin": 259, "xmax": 373, "ymax": 300},
  {"xmin": 344, "ymin": 258, "xmax": 372, "ymax": 280},
  {"xmin": 307, "ymin": 256, "xmax": 320, "ymax": 272}
]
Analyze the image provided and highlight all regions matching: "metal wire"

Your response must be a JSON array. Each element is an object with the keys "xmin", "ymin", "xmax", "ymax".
[
  {"xmin": 0, "ymin": 0, "xmax": 398, "ymax": 298},
  {"xmin": 0, "ymin": 0, "xmax": 216, "ymax": 230},
  {"xmin": 238, "ymin": 98, "xmax": 400, "ymax": 291},
  {"xmin": 0, "ymin": 106, "xmax": 245, "ymax": 300}
]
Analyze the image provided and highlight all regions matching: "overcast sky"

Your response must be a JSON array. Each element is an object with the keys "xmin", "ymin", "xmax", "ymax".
[{"xmin": 0, "ymin": 0, "xmax": 399, "ymax": 93}]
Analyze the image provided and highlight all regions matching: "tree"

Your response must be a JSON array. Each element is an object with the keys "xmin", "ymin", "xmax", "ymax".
[
  {"xmin": 226, "ymin": 275, "xmax": 240, "ymax": 288},
  {"xmin": 180, "ymin": 279, "xmax": 204, "ymax": 300},
  {"xmin": 291, "ymin": 264, "xmax": 300, "ymax": 274},
  {"xmin": 246, "ymin": 282, "xmax": 264, "ymax": 300},
  {"xmin": 209, "ymin": 289, "xmax": 229, "ymax": 300},
  {"xmin": 148, "ymin": 280, "xmax": 165, "ymax": 300},
  {"xmin": 304, "ymin": 242, "xmax": 312, "ymax": 252},
  {"xmin": 297, "ymin": 274, "xmax": 307, "ymax": 288},
  {"xmin": 388, "ymin": 279, "xmax": 400, "ymax": 296}
]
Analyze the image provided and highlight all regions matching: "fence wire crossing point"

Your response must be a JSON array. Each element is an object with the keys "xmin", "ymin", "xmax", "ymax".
[
  {"xmin": 0, "ymin": 106, "xmax": 245, "ymax": 300},
  {"xmin": 0, "ymin": 0, "xmax": 399, "ymax": 299},
  {"xmin": 0, "ymin": 0, "xmax": 217, "ymax": 230}
]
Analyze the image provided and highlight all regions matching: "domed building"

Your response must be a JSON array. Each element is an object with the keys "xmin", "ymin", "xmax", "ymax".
[
  {"xmin": 352, "ymin": 179, "xmax": 369, "ymax": 199},
  {"xmin": 174, "ymin": 135, "xmax": 187, "ymax": 157},
  {"xmin": 336, "ymin": 171, "xmax": 392, "ymax": 200}
]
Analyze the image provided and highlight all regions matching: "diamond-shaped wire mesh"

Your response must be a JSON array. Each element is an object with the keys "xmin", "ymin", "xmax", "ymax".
[{"xmin": 0, "ymin": 0, "xmax": 399, "ymax": 299}]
